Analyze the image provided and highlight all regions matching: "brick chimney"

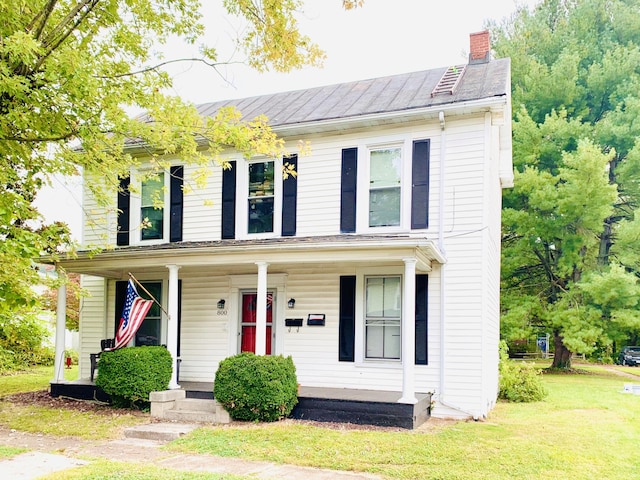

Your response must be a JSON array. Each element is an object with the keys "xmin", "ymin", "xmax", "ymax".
[{"xmin": 469, "ymin": 30, "xmax": 491, "ymax": 64}]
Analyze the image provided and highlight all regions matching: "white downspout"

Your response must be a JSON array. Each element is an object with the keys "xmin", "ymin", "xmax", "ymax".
[{"xmin": 437, "ymin": 110, "xmax": 477, "ymax": 419}]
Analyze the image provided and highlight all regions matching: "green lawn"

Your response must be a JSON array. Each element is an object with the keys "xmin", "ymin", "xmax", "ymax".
[
  {"xmin": 42, "ymin": 459, "xmax": 246, "ymax": 480},
  {"xmin": 2, "ymin": 365, "xmax": 640, "ymax": 479},
  {"xmin": 0, "ymin": 365, "xmax": 146, "ymax": 439},
  {"xmin": 169, "ymin": 369, "xmax": 640, "ymax": 479}
]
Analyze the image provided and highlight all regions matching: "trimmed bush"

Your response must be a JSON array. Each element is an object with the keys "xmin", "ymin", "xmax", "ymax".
[
  {"xmin": 214, "ymin": 352, "xmax": 298, "ymax": 422},
  {"xmin": 95, "ymin": 346, "xmax": 172, "ymax": 408},
  {"xmin": 498, "ymin": 340, "xmax": 547, "ymax": 402}
]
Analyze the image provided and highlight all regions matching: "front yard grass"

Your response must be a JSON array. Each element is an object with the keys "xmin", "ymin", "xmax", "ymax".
[
  {"xmin": 0, "ymin": 365, "xmax": 146, "ymax": 439},
  {"xmin": 1, "ymin": 364, "xmax": 640, "ymax": 478},
  {"xmin": 169, "ymin": 369, "xmax": 640, "ymax": 479},
  {"xmin": 42, "ymin": 459, "xmax": 246, "ymax": 480}
]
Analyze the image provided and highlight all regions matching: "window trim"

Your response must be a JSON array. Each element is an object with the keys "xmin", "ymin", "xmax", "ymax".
[
  {"xmin": 354, "ymin": 266, "xmax": 404, "ymax": 364},
  {"xmin": 236, "ymin": 157, "xmax": 283, "ymax": 240},
  {"xmin": 129, "ymin": 169, "xmax": 171, "ymax": 245},
  {"xmin": 356, "ymin": 138, "xmax": 412, "ymax": 233},
  {"xmin": 364, "ymin": 275, "xmax": 402, "ymax": 361}
]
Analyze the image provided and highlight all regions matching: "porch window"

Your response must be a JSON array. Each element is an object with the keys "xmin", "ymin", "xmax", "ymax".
[
  {"xmin": 365, "ymin": 276, "xmax": 401, "ymax": 359},
  {"xmin": 141, "ymin": 173, "xmax": 165, "ymax": 240},
  {"xmin": 135, "ymin": 281, "xmax": 162, "ymax": 346},
  {"xmin": 369, "ymin": 147, "xmax": 401, "ymax": 227},
  {"xmin": 248, "ymin": 161, "xmax": 275, "ymax": 234}
]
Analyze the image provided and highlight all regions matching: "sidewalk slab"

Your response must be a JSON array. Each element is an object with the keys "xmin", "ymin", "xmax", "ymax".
[
  {"xmin": 0, "ymin": 452, "xmax": 87, "ymax": 480},
  {"xmin": 124, "ymin": 422, "xmax": 198, "ymax": 442}
]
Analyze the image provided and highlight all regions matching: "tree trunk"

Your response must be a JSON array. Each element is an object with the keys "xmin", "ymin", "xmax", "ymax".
[{"xmin": 551, "ymin": 331, "xmax": 572, "ymax": 369}]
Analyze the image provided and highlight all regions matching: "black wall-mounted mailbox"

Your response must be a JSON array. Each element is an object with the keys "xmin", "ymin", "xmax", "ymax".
[
  {"xmin": 307, "ymin": 314, "xmax": 325, "ymax": 326},
  {"xmin": 285, "ymin": 318, "xmax": 304, "ymax": 327}
]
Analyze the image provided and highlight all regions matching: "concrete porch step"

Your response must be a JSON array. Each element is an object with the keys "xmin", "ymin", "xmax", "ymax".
[
  {"xmin": 174, "ymin": 398, "xmax": 217, "ymax": 413},
  {"xmin": 124, "ymin": 422, "xmax": 198, "ymax": 442},
  {"xmin": 164, "ymin": 409, "xmax": 218, "ymax": 423}
]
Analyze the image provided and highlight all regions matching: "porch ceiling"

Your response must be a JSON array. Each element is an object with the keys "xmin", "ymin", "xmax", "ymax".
[{"xmin": 49, "ymin": 235, "xmax": 446, "ymax": 278}]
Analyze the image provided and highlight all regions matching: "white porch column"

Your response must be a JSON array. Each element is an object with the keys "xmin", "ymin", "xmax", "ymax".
[
  {"xmin": 255, "ymin": 261, "xmax": 269, "ymax": 356},
  {"xmin": 166, "ymin": 264, "xmax": 181, "ymax": 389},
  {"xmin": 399, "ymin": 258, "xmax": 418, "ymax": 404},
  {"xmin": 52, "ymin": 273, "xmax": 67, "ymax": 383}
]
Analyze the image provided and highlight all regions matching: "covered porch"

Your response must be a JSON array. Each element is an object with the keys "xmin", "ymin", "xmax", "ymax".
[{"xmin": 48, "ymin": 235, "xmax": 444, "ymax": 427}]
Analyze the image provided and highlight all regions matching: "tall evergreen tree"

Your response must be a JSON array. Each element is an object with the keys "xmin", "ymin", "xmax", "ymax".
[{"xmin": 491, "ymin": 0, "xmax": 640, "ymax": 367}]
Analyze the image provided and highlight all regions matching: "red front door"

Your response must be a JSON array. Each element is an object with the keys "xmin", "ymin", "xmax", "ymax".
[{"xmin": 240, "ymin": 293, "xmax": 273, "ymax": 354}]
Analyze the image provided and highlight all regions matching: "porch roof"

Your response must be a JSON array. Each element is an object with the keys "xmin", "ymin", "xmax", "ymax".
[{"xmin": 49, "ymin": 235, "xmax": 446, "ymax": 278}]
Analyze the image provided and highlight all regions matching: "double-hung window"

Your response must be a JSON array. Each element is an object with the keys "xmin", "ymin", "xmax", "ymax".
[
  {"xmin": 135, "ymin": 282, "xmax": 162, "ymax": 346},
  {"xmin": 365, "ymin": 276, "xmax": 401, "ymax": 360},
  {"xmin": 247, "ymin": 161, "xmax": 275, "ymax": 234},
  {"xmin": 140, "ymin": 173, "xmax": 165, "ymax": 241},
  {"xmin": 369, "ymin": 147, "xmax": 402, "ymax": 228},
  {"xmin": 117, "ymin": 165, "xmax": 183, "ymax": 246}
]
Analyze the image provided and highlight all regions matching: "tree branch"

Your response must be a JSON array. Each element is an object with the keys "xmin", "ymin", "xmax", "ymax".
[{"xmin": 95, "ymin": 58, "xmax": 237, "ymax": 79}]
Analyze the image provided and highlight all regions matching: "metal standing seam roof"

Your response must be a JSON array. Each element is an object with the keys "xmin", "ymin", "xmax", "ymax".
[{"xmin": 193, "ymin": 58, "xmax": 510, "ymax": 128}]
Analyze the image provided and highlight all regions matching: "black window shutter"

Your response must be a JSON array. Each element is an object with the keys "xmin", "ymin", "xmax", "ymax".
[
  {"xmin": 411, "ymin": 139, "xmax": 430, "ymax": 229},
  {"xmin": 221, "ymin": 161, "xmax": 237, "ymax": 239},
  {"xmin": 114, "ymin": 280, "xmax": 128, "ymax": 337},
  {"xmin": 170, "ymin": 166, "xmax": 184, "ymax": 242},
  {"xmin": 339, "ymin": 276, "xmax": 356, "ymax": 362},
  {"xmin": 281, "ymin": 154, "xmax": 298, "ymax": 236},
  {"xmin": 415, "ymin": 274, "xmax": 428, "ymax": 365},
  {"xmin": 340, "ymin": 148, "xmax": 358, "ymax": 233},
  {"xmin": 116, "ymin": 176, "xmax": 130, "ymax": 246}
]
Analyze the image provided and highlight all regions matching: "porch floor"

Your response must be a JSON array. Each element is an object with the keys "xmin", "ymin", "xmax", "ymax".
[
  {"xmin": 50, "ymin": 380, "xmax": 431, "ymax": 429},
  {"xmin": 180, "ymin": 381, "xmax": 431, "ymax": 429}
]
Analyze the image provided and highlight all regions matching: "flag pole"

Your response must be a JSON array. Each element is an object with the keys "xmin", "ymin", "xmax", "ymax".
[{"xmin": 127, "ymin": 272, "xmax": 170, "ymax": 317}]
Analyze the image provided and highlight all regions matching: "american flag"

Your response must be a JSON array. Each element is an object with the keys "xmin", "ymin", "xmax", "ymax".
[{"xmin": 114, "ymin": 279, "xmax": 153, "ymax": 349}]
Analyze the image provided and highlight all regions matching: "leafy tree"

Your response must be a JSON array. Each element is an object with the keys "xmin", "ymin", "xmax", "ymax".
[
  {"xmin": 42, "ymin": 272, "xmax": 81, "ymax": 331},
  {"xmin": 0, "ymin": 1, "xmax": 357, "ymax": 332},
  {"xmin": 491, "ymin": 0, "xmax": 640, "ymax": 367}
]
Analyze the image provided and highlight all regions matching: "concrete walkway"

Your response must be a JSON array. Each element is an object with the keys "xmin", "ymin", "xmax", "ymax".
[{"xmin": 0, "ymin": 425, "xmax": 381, "ymax": 480}]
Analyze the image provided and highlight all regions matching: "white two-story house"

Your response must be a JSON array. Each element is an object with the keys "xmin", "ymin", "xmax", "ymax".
[{"xmin": 49, "ymin": 31, "xmax": 513, "ymax": 425}]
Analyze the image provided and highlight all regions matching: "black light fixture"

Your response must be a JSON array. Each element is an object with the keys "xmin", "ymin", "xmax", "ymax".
[
  {"xmin": 287, "ymin": 298, "xmax": 296, "ymax": 309},
  {"xmin": 217, "ymin": 299, "xmax": 226, "ymax": 309}
]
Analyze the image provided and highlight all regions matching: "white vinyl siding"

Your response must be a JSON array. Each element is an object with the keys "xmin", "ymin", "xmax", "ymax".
[{"xmin": 74, "ymin": 110, "xmax": 506, "ymax": 420}]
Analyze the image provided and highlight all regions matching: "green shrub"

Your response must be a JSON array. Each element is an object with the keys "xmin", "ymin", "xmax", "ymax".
[
  {"xmin": 95, "ymin": 346, "xmax": 172, "ymax": 408},
  {"xmin": 0, "ymin": 312, "xmax": 52, "ymax": 372},
  {"xmin": 214, "ymin": 352, "xmax": 298, "ymax": 422},
  {"xmin": 498, "ymin": 340, "xmax": 547, "ymax": 402}
]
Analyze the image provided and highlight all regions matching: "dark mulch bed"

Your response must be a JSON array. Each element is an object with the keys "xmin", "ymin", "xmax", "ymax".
[{"xmin": 1, "ymin": 390, "xmax": 147, "ymax": 417}]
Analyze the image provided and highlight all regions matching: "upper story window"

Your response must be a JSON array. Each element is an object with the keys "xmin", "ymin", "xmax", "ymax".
[
  {"xmin": 248, "ymin": 161, "xmax": 275, "ymax": 234},
  {"xmin": 341, "ymin": 139, "xmax": 429, "ymax": 234},
  {"xmin": 117, "ymin": 165, "xmax": 183, "ymax": 247},
  {"xmin": 221, "ymin": 155, "xmax": 297, "ymax": 240},
  {"xmin": 141, "ymin": 173, "xmax": 165, "ymax": 241},
  {"xmin": 369, "ymin": 147, "xmax": 402, "ymax": 227}
]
